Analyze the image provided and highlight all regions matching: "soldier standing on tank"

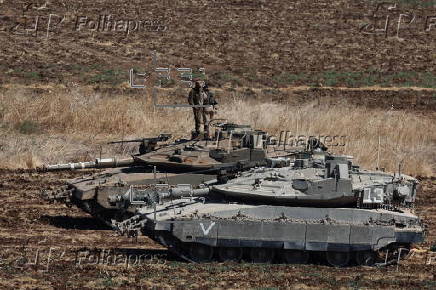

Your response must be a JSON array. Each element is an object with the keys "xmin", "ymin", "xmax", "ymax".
[
  {"xmin": 188, "ymin": 80, "xmax": 206, "ymax": 139},
  {"xmin": 202, "ymin": 82, "xmax": 218, "ymax": 138},
  {"xmin": 188, "ymin": 80, "xmax": 218, "ymax": 139}
]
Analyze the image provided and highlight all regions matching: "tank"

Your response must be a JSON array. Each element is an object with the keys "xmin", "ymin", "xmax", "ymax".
[
  {"xmin": 110, "ymin": 153, "xmax": 425, "ymax": 267},
  {"xmin": 43, "ymin": 121, "xmax": 305, "ymax": 224}
]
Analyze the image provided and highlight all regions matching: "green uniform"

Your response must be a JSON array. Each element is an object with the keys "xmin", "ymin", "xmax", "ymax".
[
  {"xmin": 188, "ymin": 87, "xmax": 208, "ymax": 136},
  {"xmin": 188, "ymin": 85, "xmax": 218, "ymax": 138}
]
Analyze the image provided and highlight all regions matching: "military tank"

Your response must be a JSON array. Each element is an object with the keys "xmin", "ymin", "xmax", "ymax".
[
  {"xmin": 43, "ymin": 121, "xmax": 304, "ymax": 224},
  {"xmin": 111, "ymin": 153, "xmax": 424, "ymax": 267}
]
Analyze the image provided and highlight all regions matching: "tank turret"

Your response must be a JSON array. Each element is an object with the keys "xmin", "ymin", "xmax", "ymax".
[{"xmin": 212, "ymin": 155, "xmax": 419, "ymax": 208}]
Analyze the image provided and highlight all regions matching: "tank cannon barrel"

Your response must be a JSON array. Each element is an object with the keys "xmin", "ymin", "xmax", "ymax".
[
  {"xmin": 43, "ymin": 157, "xmax": 135, "ymax": 171},
  {"xmin": 108, "ymin": 134, "xmax": 172, "ymax": 144},
  {"xmin": 108, "ymin": 134, "xmax": 172, "ymax": 154}
]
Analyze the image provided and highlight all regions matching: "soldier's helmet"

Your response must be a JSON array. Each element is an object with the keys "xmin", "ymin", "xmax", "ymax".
[{"xmin": 193, "ymin": 80, "xmax": 202, "ymax": 90}]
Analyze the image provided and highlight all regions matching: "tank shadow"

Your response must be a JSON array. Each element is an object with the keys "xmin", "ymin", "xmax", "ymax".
[
  {"xmin": 41, "ymin": 215, "xmax": 112, "ymax": 230},
  {"xmin": 119, "ymin": 166, "xmax": 153, "ymax": 174}
]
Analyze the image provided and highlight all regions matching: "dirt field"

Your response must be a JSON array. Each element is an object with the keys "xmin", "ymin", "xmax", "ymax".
[
  {"xmin": 0, "ymin": 169, "xmax": 434, "ymax": 289},
  {"xmin": 1, "ymin": 0, "xmax": 436, "ymax": 288},
  {"xmin": 0, "ymin": 0, "xmax": 435, "ymax": 88}
]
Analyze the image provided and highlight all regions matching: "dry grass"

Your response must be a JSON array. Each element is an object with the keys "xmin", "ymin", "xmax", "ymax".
[{"xmin": 0, "ymin": 88, "xmax": 435, "ymax": 176}]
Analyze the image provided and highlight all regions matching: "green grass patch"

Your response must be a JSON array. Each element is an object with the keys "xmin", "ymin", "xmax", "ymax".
[
  {"xmin": 15, "ymin": 120, "xmax": 41, "ymax": 134},
  {"xmin": 272, "ymin": 72, "xmax": 307, "ymax": 86},
  {"xmin": 422, "ymin": 72, "xmax": 436, "ymax": 88},
  {"xmin": 192, "ymin": 70, "xmax": 207, "ymax": 80},
  {"xmin": 269, "ymin": 71, "xmax": 435, "ymax": 88},
  {"xmin": 23, "ymin": 71, "xmax": 42, "ymax": 80},
  {"xmin": 244, "ymin": 68, "xmax": 261, "ymax": 82},
  {"xmin": 98, "ymin": 272, "xmax": 120, "ymax": 288},
  {"xmin": 212, "ymin": 71, "xmax": 243, "ymax": 86},
  {"xmin": 87, "ymin": 69, "xmax": 124, "ymax": 85},
  {"xmin": 160, "ymin": 77, "xmax": 177, "ymax": 88},
  {"xmin": 69, "ymin": 64, "xmax": 102, "ymax": 72}
]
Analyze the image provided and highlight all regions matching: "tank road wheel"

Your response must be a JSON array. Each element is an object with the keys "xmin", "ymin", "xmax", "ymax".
[
  {"xmin": 250, "ymin": 248, "xmax": 275, "ymax": 264},
  {"xmin": 355, "ymin": 251, "xmax": 376, "ymax": 266},
  {"xmin": 189, "ymin": 243, "xmax": 214, "ymax": 262},
  {"xmin": 283, "ymin": 250, "xmax": 310, "ymax": 264},
  {"xmin": 326, "ymin": 251, "xmax": 350, "ymax": 267},
  {"xmin": 218, "ymin": 247, "xmax": 243, "ymax": 262}
]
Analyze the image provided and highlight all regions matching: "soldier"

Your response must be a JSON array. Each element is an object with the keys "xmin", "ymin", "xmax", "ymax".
[
  {"xmin": 188, "ymin": 80, "xmax": 207, "ymax": 139},
  {"xmin": 202, "ymin": 82, "xmax": 218, "ymax": 138},
  {"xmin": 188, "ymin": 81, "xmax": 218, "ymax": 139}
]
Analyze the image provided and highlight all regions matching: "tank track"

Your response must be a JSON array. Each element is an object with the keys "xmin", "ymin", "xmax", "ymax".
[{"xmin": 151, "ymin": 232, "xmax": 412, "ymax": 267}]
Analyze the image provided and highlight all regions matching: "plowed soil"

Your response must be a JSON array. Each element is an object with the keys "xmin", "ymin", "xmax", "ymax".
[
  {"xmin": 0, "ymin": 169, "xmax": 435, "ymax": 289},
  {"xmin": 0, "ymin": 0, "xmax": 435, "ymax": 88}
]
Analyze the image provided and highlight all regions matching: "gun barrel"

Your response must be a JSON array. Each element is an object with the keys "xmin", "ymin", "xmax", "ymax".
[
  {"xmin": 44, "ymin": 157, "xmax": 135, "ymax": 171},
  {"xmin": 108, "ymin": 134, "xmax": 172, "ymax": 145},
  {"xmin": 108, "ymin": 139, "xmax": 143, "ymax": 144}
]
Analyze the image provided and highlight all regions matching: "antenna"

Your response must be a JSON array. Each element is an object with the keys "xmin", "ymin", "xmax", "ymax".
[
  {"xmin": 215, "ymin": 128, "xmax": 221, "ymax": 149},
  {"xmin": 153, "ymin": 166, "xmax": 157, "ymax": 183},
  {"xmin": 121, "ymin": 113, "xmax": 125, "ymax": 153},
  {"xmin": 152, "ymin": 50, "xmax": 158, "ymax": 114},
  {"xmin": 227, "ymin": 131, "xmax": 233, "ymax": 153},
  {"xmin": 398, "ymin": 160, "xmax": 402, "ymax": 179},
  {"xmin": 376, "ymin": 135, "xmax": 381, "ymax": 170},
  {"xmin": 283, "ymin": 130, "xmax": 288, "ymax": 151}
]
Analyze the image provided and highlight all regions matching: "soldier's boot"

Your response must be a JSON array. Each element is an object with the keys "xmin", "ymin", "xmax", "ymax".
[
  {"xmin": 203, "ymin": 127, "xmax": 211, "ymax": 140},
  {"xmin": 202, "ymin": 110, "xmax": 211, "ymax": 140}
]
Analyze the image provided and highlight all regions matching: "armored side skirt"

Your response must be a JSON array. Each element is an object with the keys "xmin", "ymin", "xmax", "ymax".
[{"xmin": 152, "ymin": 219, "xmax": 423, "ymax": 252}]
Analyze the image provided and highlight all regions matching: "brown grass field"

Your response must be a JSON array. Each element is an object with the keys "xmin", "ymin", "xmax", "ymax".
[
  {"xmin": 0, "ymin": 0, "xmax": 435, "ymax": 288},
  {"xmin": 0, "ymin": 87, "xmax": 435, "ymax": 176}
]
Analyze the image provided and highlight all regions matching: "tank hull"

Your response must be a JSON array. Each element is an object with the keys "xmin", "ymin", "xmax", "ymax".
[{"xmin": 126, "ymin": 198, "xmax": 424, "ymax": 266}]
